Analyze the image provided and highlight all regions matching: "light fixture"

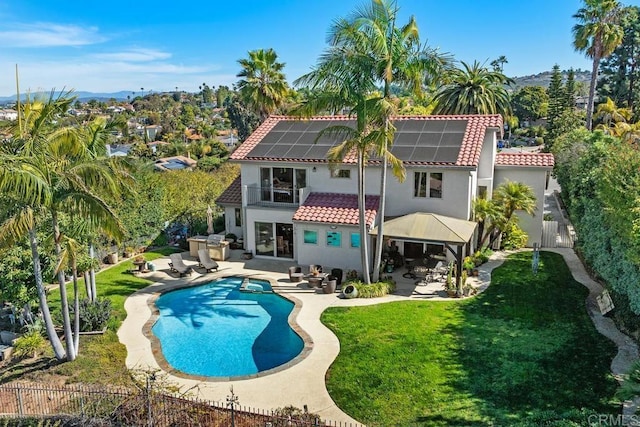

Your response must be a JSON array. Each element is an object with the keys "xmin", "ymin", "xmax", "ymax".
[
  {"xmin": 330, "ymin": 225, "xmax": 337, "ymax": 230},
  {"xmin": 312, "ymin": 166, "xmax": 317, "ymax": 172}
]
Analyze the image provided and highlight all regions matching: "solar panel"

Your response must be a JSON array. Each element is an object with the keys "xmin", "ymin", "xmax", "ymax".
[
  {"xmin": 390, "ymin": 146, "xmax": 416, "ymax": 160},
  {"xmin": 245, "ymin": 117, "xmax": 472, "ymax": 163},
  {"xmin": 393, "ymin": 132, "xmax": 419, "ymax": 147},
  {"xmin": 434, "ymin": 147, "xmax": 461, "ymax": 163},
  {"xmin": 410, "ymin": 147, "xmax": 438, "ymax": 162},
  {"xmin": 442, "ymin": 120, "xmax": 468, "ymax": 132},
  {"xmin": 439, "ymin": 132, "xmax": 465, "ymax": 146}
]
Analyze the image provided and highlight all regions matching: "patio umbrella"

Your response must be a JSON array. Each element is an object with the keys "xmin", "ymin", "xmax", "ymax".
[{"xmin": 207, "ymin": 204, "xmax": 214, "ymax": 235}]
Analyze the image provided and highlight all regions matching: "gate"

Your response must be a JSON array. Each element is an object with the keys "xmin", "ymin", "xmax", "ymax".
[{"xmin": 542, "ymin": 220, "xmax": 574, "ymax": 248}]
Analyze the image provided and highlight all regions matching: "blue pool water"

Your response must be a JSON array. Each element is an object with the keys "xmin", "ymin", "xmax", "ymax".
[{"xmin": 152, "ymin": 276, "xmax": 304, "ymax": 377}]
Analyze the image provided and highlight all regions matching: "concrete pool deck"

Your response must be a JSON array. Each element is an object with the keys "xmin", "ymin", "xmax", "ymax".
[{"xmin": 117, "ymin": 249, "xmax": 506, "ymax": 424}]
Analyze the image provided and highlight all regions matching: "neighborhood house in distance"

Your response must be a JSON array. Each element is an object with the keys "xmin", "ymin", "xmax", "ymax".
[{"xmin": 216, "ymin": 115, "xmax": 554, "ymax": 270}]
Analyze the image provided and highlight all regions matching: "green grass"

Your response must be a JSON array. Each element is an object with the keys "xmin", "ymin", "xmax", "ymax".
[
  {"xmin": 321, "ymin": 252, "xmax": 619, "ymax": 426},
  {"xmin": 0, "ymin": 247, "xmax": 179, "ymax": 386}
]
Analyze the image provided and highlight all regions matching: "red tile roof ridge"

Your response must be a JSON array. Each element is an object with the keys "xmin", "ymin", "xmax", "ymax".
[{"xmin": 496, "ymin": 152, "xmax": 555, "ymax": 167}]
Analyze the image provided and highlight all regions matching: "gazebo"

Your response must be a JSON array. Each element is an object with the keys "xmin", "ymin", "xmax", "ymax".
[{"xmin": 370, "ymin": 213, "xmax": 478, "ymax": 295}]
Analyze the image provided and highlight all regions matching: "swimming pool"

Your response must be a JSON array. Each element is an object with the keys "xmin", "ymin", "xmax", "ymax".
[{"xmin": 151, "ymin": 276, "xmax": 304, "ymax": 378}]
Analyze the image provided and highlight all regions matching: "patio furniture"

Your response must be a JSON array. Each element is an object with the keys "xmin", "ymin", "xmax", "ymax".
[
  {"xmin": 288, "ymin": 266, "xmax": 304, "ymax": 283},
  {"xmin": 198, "ymin": 249, "xmax": 219, "ymax": 273},
  {"xmin": 168, "ymin": 253, "xmax": 193, "ymax": 277},
  {"xmin": 342, "ymin": 284, "xmax": 358, "ymax": 299},
  {"xmin": 307, "ymin": 275, "xmax": 326, "ymax": 288},
  {"xmin": 323, "ymin": 275, "xmax": 337, "ymax": 293},
  {"xmin": 331, "ymin": 268, "xmax": 343, "ymax": 289}
]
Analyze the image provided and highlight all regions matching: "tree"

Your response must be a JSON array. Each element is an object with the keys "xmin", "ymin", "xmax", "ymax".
[
  {"xmin": 573, "ymin": 0, "xmax": 624, "ymax": 129},
  {"xmin": 0, "ymin": 91, "xmax": 126, "ymax": 361},
  {"xmin": 294, "ymin": 0, "xmax": 449, "ymax": 282},
  {"xmin": 546, "ymin": 65, "xmax": 568, "ymax": 151},
  {"xmin": 594, "ymin": 96, "xmax": 631, "ymax": 130},
  {"xmin": 486, "ymin": 181, "xmax": 537, "ymax": 248},
  {"xmin": 236, "ymin": 48, "xmax": 290, "ymax": 121},
  {"xmin": 511, "ymin": 86, "xmax": 549, "ymax": 123},
  {"xmin": 225, "ymin": 98, "xmax": 260, "ymax": 142},
  {"xmin": 597, "ymin": 6, "xmax": 640, "ymax": 114},
  {"xmin": 490, "ymin": 55, "xmax": 508, "ymax": 72},
  {"xmin": 432, "ymin": 60, "xmax": 513, "ymax": 116}
]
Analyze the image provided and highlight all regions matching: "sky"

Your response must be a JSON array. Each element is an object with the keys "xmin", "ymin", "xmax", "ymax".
[{"xmin": 2, "ymin": 0, "xmax": 640, "ymax": 97}]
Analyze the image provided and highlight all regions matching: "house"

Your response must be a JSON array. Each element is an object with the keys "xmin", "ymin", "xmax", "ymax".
[
  {"xmin": 217, "ymin": 115, "xmax": 554, "ymax": 270},
  {"xmin": 0, "ymin": 109, "xmax": 18, "ymax": 121}
]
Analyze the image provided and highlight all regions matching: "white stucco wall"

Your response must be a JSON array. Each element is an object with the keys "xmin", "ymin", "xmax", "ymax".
[
  {"xmin": 493, "ymin": 167, "xmax": 549, "ymax": 247},
  {"xmin": 244, "ymin": 207, "xmax": 298, "ymax": 257},
  {"xmin": 294, "ymin": 223, "xmax": 365, "ymax": 272},
  {"xmin": 223, "ymin": 206, "xmax": 243, "ymax": 239}
]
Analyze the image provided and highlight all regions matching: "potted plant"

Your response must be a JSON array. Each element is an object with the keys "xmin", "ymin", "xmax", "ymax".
[
  {"xmin": 123, "ymin": 246, "xmax": 136, "ymax": 258},
  {"xmin": 443, "ymin": 262, "xmax": 456, "ymax": 297}
]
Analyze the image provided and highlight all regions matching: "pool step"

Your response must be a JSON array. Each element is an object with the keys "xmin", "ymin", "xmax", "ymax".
[{"xmin": 239, "ymin": 278, "xmax": 273, "ymax": 293}]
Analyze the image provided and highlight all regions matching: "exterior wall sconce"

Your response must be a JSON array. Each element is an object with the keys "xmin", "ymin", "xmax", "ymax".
[
  {"xmin": 330, "ymin": 225, "xmax": 338, "ymax": 229},
  {"xmin": 312, "ymin": 166, "xmax": 317, "ymax": 172}
]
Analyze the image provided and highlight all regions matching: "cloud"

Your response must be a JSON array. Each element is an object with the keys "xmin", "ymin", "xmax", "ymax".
[
  {"xmin": 0, "ymin": 22, "xmax": 106, "ymax": 47},
  {"xmin": 92, "ymin": 48, "xmax": 172, "ymax": 62}
]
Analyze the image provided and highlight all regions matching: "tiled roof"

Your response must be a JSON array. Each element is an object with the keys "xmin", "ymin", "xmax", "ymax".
[
  {"xmin": 215, "ymin": 176, "xmax": 242, "ymax": 206},
  {"xmin": 230, "ymin": 114, "xmax": 503, "ymax": 168},
  {"xmin": 292, "ymin": 192, "xmax": 380, "ymax": 226},
  {"xmin": 496, "ymin": 152, "xmax": 555, "ymax": 168}
]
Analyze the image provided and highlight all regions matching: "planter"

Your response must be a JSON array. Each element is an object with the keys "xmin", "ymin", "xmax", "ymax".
[
  {"xmin": 472, "ymin": 269, "xmax": 479, "ymax": 277},
  {"xmin": 446, "ymin": 289, "xmax": 457, "ymax": 298},
  {"xmin": 323, "ymin": 276, "xmax": 337, "ymax": 294},
  {"xmin": 242, "ymin": 252, "xmax": 253, "ymax": 260},
  {"xmin": 106, "ymin": 253, "xmax": 118, "ymax": 264},
  {"xmin": 343, "ymin": 284, "xmax": 358, "ymax": 299}
]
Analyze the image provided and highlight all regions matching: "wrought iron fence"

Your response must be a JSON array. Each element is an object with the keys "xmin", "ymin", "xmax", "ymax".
[{"xmin": 0, "ymin": 383, "xmax": 363, "ymax": 427}]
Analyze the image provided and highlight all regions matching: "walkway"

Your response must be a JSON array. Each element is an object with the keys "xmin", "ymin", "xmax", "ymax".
[{"xmin": 118, "ymin": 245, "xmax": 639, "ymax": 423}]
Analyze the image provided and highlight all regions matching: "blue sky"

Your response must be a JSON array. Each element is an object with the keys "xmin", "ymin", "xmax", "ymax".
[{"xmin": 1, "ymin": 0, "xmax": 639, "ymax": 96}]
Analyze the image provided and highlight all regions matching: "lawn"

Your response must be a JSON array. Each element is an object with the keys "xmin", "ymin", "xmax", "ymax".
[
  {"xmin": 321, "ymin": 251, "xmax": 619, "ymax": 426},
  {"xmin": 0, "ymin": 247, "xmax": 180, "ymax": 386}
]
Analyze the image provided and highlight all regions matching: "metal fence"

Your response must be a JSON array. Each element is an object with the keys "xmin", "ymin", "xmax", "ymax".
[{"xmin": 0, "ymin": 383, "xmax": 363, "ymax": 427}]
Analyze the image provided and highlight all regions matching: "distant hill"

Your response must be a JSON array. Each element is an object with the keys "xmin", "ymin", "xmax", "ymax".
[{"xmin": 510, "ymin": 69, "xmax": 591, "ymax": 90}]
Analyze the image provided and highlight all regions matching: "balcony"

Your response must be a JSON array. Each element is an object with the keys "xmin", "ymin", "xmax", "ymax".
[{"xmin": 243, "ymin": 185, "xmax": 310, "ymax": 208}]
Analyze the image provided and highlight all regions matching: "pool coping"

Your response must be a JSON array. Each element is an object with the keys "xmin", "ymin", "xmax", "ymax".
[{"xmin": 141, "ymin": 273, "xmax": 314, "ymax": 382}]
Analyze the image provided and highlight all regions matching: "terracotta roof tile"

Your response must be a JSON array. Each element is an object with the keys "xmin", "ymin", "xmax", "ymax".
[
  {"xmin": 292, "ymin": 192, "xmax": 379, "ymax": 226},
  {"xmin": 496, "ymin": 152, "xmax": 555, "ymax": 168},
  {"xmin": 215, "ymin": 176, "xmax": 242, "ymax": 206}
]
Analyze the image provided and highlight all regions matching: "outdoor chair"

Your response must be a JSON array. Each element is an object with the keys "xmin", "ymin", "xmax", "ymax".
[
  {"xmin": 168, "ymin": 253, "xmax": 193, "ymax": 277},
  {"xmin": 288, "ymin": 266, "xmax": 304, "ymax": 283},
  {"xmin": 197, "ymin": 249, "xmax": 219, "ymax": 273}
]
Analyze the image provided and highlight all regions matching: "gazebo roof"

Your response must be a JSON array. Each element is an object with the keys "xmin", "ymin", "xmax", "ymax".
[{"xmin": 370, "ymin": 213, "xmax": 477, "ymax": 245}]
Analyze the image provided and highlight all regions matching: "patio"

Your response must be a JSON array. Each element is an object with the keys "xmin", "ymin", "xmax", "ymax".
[{"xmin": 117, "ymin": 247, "xmax": 502, "ymax": 424}]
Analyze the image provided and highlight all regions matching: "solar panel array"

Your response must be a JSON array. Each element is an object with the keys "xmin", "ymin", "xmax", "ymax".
[{"xmin": 245, "ymin": 118, "xmax": 468, "ymax": 163}]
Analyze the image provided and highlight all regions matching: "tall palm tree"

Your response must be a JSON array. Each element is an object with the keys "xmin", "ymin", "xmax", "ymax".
[
  {"xmin": 432, "ymin": 60, "xmax": 513, "ymax": 116},
  {"xmin": 573, "ymin": 0, "xmax": 624, "ymax": 130},
  {"xmin": 296, "ymin": 0, "xmax": 451, "ymax": 281},
  {"xmin": 236, "ymin": 48, "xmax": 290, "ymax": 121},
  {"xmin": 0, "ymin": 91, "xmax": 125, "ymax": 361}
]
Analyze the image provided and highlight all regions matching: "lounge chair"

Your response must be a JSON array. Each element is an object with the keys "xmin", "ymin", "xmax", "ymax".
[
  {"xmin": 288, "ymin": 266, "xmax": 304, "ymax": 283},
  {"xmin": 168, "ymin": 253, "xmax": 193, "ymax": 277},
  {"xmin": 197, "ymin": 248, "xmax": 219, "ymax": 273}
]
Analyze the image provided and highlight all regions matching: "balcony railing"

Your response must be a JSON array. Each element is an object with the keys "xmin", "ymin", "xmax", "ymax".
[{"xmin": 243, "ymin": 185, "xmax": 310, "ymax": 208}]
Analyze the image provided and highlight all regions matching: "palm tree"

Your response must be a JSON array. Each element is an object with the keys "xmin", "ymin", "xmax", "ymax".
[
  {"xmin": 0, "ymin": 91, "xmax": 125, "ymax": 361},
  {"xmin": 432, "ymin": 60, "xmax": 513, "ymax": 116},
  {"xmin": 594, "ymin": 96, "xmax": 631, "ymax": 131},
  {"xmin": 236, "ymin": 48, "xmax": 290, "ymax": 121},
  {"xmin": 573, "ymin": 0, "xmax": 624, "ymax": 130},
  {"xmin": 296, "ymin": 0, "xmax": 451, "ymax": 281},
  {"xmin": 490, "ymin": 55, "xmax": 508, "ymax": 72},
  {"xmin": 485, "ymin": 181, "xmax": 537, "ymax": 248},
  {"xmin": 472, "ymin": 196, "xmax": 503, "ymax": 248}
]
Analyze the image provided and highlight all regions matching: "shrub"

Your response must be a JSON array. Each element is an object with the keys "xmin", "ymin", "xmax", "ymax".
[
  {"xmin": 350, "ymin": 279, "xmax": 396, "ymax": 298},
  {"xmin": 13, "ymin": 330, "xmax": 46, "ymax": 358},
  {"xmin": 473, "ymin": 248, "xmax": 492, "ymax": 265},
  {"xmin": 72, "ymin": 298, "xmax": 112, "ymax": 332},
  {"xmin": 462, "ymin": 256, "xmax": 475, "ymax": 271},
  {"xmin": 502, "ymin": 223, "xmax": 528, "ymax": 250}
]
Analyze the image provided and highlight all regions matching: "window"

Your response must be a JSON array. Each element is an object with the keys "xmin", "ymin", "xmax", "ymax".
[
  {"xmin": 350, "ymin": 232, "xmax": 361, "ymax": 248},
  {"xmin": 414, "ymin": 171, "xmax": 443, "ymax": 198},
  {"xmin": 303, "ymin": 230, "xmax": 318, "ymax": 244},
  {"xmin": 327, "ymin": 231, "xmax": 342, "ymax": 247},
  {"xmin": 234, "ymin": 208, "xmax": 242, "ymax": 227},
  {"xmin": 331, "ymin": 169, "xmax": 351, "ymax": 178},
  {"xmin": 430, "ymin": 172, "xmax": 443, "ymax": 198}
]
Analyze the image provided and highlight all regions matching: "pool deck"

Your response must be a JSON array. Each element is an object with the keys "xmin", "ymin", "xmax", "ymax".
[{"xmin": 118, "ymin": 249, "xmax": 507, "ymax": 424}]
